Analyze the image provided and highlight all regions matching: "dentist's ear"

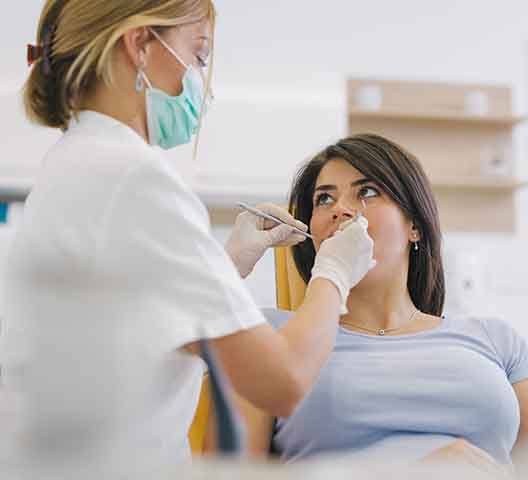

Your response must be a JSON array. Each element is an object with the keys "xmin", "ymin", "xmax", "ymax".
[{"xmin": 122, "ymin": 27, "xmax": 153, "ymax": 70}]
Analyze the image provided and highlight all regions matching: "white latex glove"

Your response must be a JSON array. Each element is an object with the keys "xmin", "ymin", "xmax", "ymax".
[
  {"xmin": 225, "ymin": 203, "xmax": 309, "ymax": 278},
  {"xmin": 309, "ymin": 216, "xmax": 376, "ymax": 314}
]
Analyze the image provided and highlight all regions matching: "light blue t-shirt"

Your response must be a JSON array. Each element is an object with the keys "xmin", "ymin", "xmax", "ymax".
[{"xmin": 263, "ymin": 308, "xmax": 528, "ymax": 464}]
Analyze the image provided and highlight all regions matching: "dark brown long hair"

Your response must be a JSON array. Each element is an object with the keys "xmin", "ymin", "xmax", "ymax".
[{"xmin": 289, "ymin": 133, "xmax": 445, "ymax": 316}]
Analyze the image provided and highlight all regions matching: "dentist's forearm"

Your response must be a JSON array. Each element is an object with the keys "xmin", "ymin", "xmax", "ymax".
[
  {"xmin": 277, "ymin": 278, "xmax": 341, "ymax": 395},
  {"xmin": 206, "ymin": 279, "xmax": 341, "ymax": 417}
]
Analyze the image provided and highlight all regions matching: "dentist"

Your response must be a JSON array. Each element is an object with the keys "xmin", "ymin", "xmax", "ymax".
[{"xmin": 1, "ymin": 0, "xmax": 375, "ymax": 474}]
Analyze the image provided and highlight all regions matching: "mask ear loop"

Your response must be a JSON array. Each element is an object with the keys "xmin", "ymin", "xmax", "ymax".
[
  {"xmin": 147, "ymin": 27, "xmax": 210, "ymax": 103},
  {"xmin": 148, "ymin": 27, "xmax": 189, "ymax": 69},
  {"xmin": 141, "ymin": 70, "xmax": 153, "ymax": 90}
]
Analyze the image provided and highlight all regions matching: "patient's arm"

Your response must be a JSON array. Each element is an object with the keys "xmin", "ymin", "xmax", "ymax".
[
  {"xmin": 512, "ymin": 379, "xmax": 528, "ymax": 473},
  {"xmin": 204, "ymin": 390, "xmax": 275, "ymax": 458}
]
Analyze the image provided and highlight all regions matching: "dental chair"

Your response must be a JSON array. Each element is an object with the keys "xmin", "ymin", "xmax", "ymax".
[
  {"xmin": 189, "ymin": 376, "xmax": 212, "ymax": 454},
  {"xmin": 273, "ymin": 245, "xmax": 306, "ymax": 312},
  {"xmin": 188, "ymin": 246, "xmax": 306, "ymax": 454}
]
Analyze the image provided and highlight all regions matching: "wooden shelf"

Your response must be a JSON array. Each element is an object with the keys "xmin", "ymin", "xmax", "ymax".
[
  {"xmin": 347, "ymin": 77, "xmax": 527, "ymax": 233},
  {"xmin": 349, "ymin": 108, "xmax": 525, "ymax": 128}
]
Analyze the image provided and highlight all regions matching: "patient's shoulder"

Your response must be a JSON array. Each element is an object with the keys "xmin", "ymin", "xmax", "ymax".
[{"xmin": 260, "ymin": 307, "xmax": 293, "ymax": 330}]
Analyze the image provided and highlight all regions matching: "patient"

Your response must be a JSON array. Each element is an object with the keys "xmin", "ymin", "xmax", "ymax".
[{"xmin": 205, "ymin": 134, "xmax": 528, "ymax": 473}]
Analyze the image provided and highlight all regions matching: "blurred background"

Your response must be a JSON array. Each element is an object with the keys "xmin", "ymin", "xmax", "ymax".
[{"xmin": 1, "ymin": 1, "xmax": 528, "ymax": 335}]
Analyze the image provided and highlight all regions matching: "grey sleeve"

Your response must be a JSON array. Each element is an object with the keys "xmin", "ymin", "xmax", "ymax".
[
  {"xmin": 260, "ymin": 308, "xmax": 294, "ymax": 331},
  {"xmin": 481, "ymin": 317, "xmax": 528, "ymax": 384}
]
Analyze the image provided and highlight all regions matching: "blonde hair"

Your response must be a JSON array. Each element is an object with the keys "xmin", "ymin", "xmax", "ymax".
[{"xmin": 24, "ymin": 0, "xmax": 216, "ymax": 131}]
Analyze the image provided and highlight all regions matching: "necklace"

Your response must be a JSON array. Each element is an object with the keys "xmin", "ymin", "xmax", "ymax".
[{"xmin": 341, "ymin": 309, "xmax": 420, "ymax": 336}]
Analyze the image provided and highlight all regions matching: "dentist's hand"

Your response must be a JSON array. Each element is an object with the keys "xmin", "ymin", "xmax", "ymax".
[
  {"xmin": 225, "ymin": 203, "xmax": 308, "ymax": 278},
  {"xmin": 309, "ymin": 216, "xmax": 376, "ymax": 314}
]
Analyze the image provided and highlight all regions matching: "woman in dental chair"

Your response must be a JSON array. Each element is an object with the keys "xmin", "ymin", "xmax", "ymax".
[{"xmin": 205, "ymin": 134, "xmax": 528, "ymax": 475}]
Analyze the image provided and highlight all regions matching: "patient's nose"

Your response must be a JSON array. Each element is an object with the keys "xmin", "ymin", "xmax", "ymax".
[{"xmin": 332, "ymin": 200, "xmax": 357, "ymax": 222}]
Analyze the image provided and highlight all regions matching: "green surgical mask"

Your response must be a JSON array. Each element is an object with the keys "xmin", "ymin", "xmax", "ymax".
[{"xmin": 142, "ymin": 29, "xmax": 210, "ymax": 149}]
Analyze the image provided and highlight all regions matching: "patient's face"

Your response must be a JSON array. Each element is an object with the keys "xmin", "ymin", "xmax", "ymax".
[{"xmin": 310, "ymin": 158, "xmax": 414, "ymax": 283}]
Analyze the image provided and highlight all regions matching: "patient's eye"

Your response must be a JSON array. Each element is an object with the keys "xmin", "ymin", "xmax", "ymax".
[
  {"xmin": 358, "ymin": 185, "xmax": 380, "ymax": 200},
  {"xmin": 314, "ymin": 192, "xmax": 334, "ymax": 207}
]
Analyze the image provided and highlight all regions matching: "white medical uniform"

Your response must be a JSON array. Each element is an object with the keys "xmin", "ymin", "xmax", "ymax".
[{"xmin": 0, "ymin": 111, "xmax": 265, "ymax": 477}]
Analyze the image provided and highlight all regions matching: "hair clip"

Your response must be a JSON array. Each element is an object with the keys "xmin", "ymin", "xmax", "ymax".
[
  {"xmin": 27, "ymin": 24, "xmax": 55, "ymax": 75},
  {"xmin": 27, "ymin": 44, "xmax": 44, "ymax": 67}
]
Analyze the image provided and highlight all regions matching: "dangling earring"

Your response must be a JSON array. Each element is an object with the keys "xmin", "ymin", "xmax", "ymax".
[
  {"xmin": 135, "ymin": 56, "xmax": 146, "ymax": 93},
  {"xmin": 135, "ymin": 67, "xmax": 145, "ymax": 92},
  {"xmin": 411, "ymin": 225, "xmax": 419, "ymax": 252}
]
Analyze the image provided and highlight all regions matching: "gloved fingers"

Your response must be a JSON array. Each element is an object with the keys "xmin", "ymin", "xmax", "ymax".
[
  {"xmin": 255, "ymin": 215, "xmax": 265, "ymax": 231},
  {"xmin": 338, "ymin": 217, "xmax": 374, "ymax": 250},
  {"xmin": 274, "ymin": 232, "xmax": 307, "ymax": 247},
  {"xmin": 234, "ymin": 210, "xmax": 258, "ymax": 228},
  {"xmin": 233, "ymin": 210, "xmax": 270, "ymax": 233},
  {"xmin": 255, "ymin": 203, "xmax": 308, "ymax": 233},
  {"xmin": 263, "ymin": 223, "xmax": 299, "ymax": 246},
  {"xmin": 338, "ymin": 214, "xmax": 368, "ymax": 232}
]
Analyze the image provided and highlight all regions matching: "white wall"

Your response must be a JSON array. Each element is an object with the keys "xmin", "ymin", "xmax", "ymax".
[{"xmin": 1, "ymin": 1, "xmax": 528, "ymax": 333}]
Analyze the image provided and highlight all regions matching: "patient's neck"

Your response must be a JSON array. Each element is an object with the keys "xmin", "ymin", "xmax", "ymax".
[{"xmin": 341, "ymin": 277, "xmax": 418, "ymax": 334}]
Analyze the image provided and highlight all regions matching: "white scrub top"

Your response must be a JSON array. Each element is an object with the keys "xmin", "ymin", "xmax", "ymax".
[{"xmin": 0, "ymin": 111, "xmax": 265, "ymax": 476}]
